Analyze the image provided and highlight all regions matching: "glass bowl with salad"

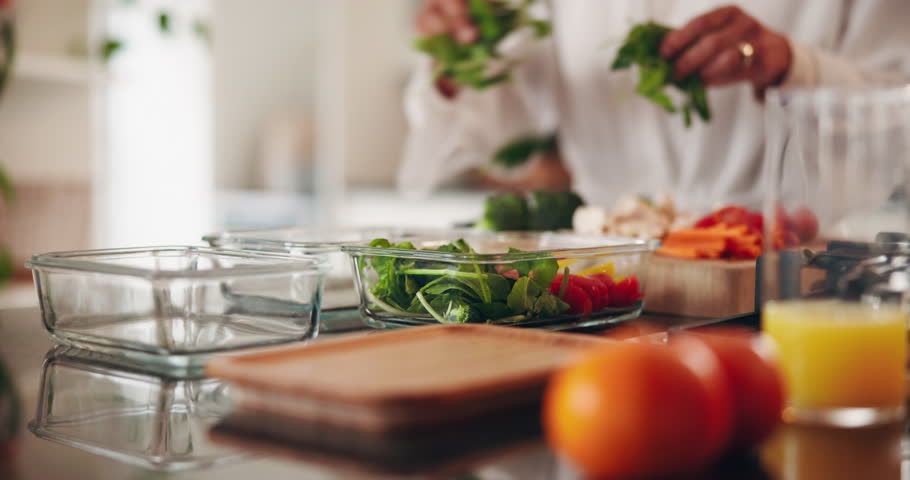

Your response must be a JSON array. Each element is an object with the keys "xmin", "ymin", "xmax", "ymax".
[{"xmin": 342, "ymin": 232, "xmax": 658, "ymax": 330}]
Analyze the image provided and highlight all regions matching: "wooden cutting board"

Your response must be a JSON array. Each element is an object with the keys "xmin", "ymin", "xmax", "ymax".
[
  {"xmin": 206, "ymin": 324, "xmax": 609, "ymax": 432},
  {"xmin": 643, "ymin": 254, "xmax": 756, "ymax": 318}
]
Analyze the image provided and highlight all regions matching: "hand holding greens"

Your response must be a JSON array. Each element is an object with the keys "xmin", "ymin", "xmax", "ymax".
[
  {"xmin": 611, "ymin": 22, "xmax": 711, "ymax": 128},
  {"xmin": 415, "ymin": 0, "xmax": 551, "ymax": 90}
]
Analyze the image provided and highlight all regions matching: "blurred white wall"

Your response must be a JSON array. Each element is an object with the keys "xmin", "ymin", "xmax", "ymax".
[
  {"xmin": 342, "ymin": 0, "xmax": 415, "ymax": 186},
  {"xmin": 213, "ymin": 0, "xmax": 416, "ymax": 191},
  {"xmin": 213, "ymin": 0, "xmax": 318, "ymax": 191}
]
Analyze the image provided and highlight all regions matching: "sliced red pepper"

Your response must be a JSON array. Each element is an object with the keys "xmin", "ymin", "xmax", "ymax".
[{"xmin": 591, "ymin": 273, "xmax": 615, "ymax": 290}]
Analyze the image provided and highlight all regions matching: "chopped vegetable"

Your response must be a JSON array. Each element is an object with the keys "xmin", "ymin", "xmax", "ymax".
[
  {"xmin": 658, "ymin": 223, "xmax": 761, "ymax": 260},
  {"xmin": 527, "ymin": 191, "xmax": 584, "ymax": 231},
  {"xmin": 611, "ymin": 22, "xmax": 710, "ymax": 128},
  {"xmin": 476, "ymin": 192, "xmax": 529, "ymax": 231},
  {"xmin": 548, "ymin": 272, "xmax": 643, "ymax": 314},
  {"xmin": 477, "ymin": 190, "xmax": 584, "ymax": 232},
  {"xmin": 362, "ymin": 238, "xmax": 642, "ymax": 324},
  {"xmin": 363, "ymin": 238, "xmax": 568, "ymax": 324},
  {"xmin": 415, "ymin": 0, "xmax": 551, "ymax": 90},
  {"xmin": 660, "ymin": 204, "xmax": 818, "ymax": 260}
]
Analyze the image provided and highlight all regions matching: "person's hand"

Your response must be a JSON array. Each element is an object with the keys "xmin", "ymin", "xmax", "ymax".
[
  {"xmin": 416, "ymin": 0, "xmax": 479, "ymax": 99},
  {"xmin": 660, "ymin": 5, "xmax": 792, "ymax": 97}
]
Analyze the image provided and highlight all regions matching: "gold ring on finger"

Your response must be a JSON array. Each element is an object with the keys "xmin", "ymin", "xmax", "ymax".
[{"xmin": 737, "ymin": 41, "xmax": 755, "ymax": 69}]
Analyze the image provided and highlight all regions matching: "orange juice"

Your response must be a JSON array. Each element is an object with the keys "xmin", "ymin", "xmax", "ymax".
[{"xmin": 763, "ymin": 300, "xmax": 907, "ymax": 414}]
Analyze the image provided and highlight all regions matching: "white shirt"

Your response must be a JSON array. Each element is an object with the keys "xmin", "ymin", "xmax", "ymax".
[{"xmin": 398, "ymin": 0, "xmax": 910, "ymax": 212}]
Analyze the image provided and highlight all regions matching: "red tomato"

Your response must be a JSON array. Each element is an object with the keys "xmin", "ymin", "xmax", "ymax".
[
  {"xmin": 789, "ymin": 207, "xmax": 819, "ymax": 242},
  {"xmin": 572, "ymin": 275, "xmax": 610, "ymax": 311},
  {"xmin": 714, "ymin": 206, "xmax": 751, "ymax": 226},
  {"xmin": 548, "ymin": 278, "xmax": 593, "ymax": 316},
  {"xmin": 591, "ymin": 273, "xmax": 615, "ymax": 290},
  {"xmin": 609, "ymin": 275, "xmax": 643, "ymax": 307},
  {"xmin": 562, "ymin": 285, "xmax": 592, "ymax": 316},
  {"xmin": 550, "ymin": 274, "xmax": 610, "ymax": 311},
  {"xmin": 688, "ymin": 328, "xmax": 785, "ymax": 450},
  {"xmin": 585, "ymin": 276, "xmax": 612, "ymax": 311},
  {"xmin": 670, "ymin": 334, "xmax": 735, "ymax": 461},
  {"xmin": 744, "ymin": 211, "xmax": 764, "ymax": 234},
  {"xmin": 775, "ymin": 205, "xmax": 794, "ymax": 231},
  {"xmin": 772, "ymin": 228, "xmax": 801, "ymax": 249}
]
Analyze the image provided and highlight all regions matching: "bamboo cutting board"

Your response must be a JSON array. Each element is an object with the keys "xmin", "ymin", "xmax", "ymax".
[
  {"xmin": 206, "ymin": 324, "xmax": 609, "ymax": 432},
  {"xmin": 643, "ymin": 255, "xmax": 756, "ymax": 318}
]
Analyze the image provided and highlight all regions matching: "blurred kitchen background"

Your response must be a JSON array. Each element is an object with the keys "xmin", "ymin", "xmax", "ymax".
[{"xmin": 0, "ymin": 0, "xmax": 502, "ymax": 303}]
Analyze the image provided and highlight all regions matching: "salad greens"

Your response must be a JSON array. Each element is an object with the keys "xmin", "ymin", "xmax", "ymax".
[
  {"xmin": 611, "ymin": 22, "xmax": 710, "ymax": 128},
  {"xmin": 476, "ymin": 190, "xmax": 583, "ymax": 232},
  {"xmin": 361, "ymin": 238, "xmax": 568, "ymax": 324},
  {"xmin": 415, "ymin": 0, "xmax": 551, "ymax": 90}
]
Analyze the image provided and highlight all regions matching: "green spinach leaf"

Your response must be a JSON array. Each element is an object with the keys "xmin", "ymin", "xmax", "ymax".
[
  {"xmin": 611, "ymin": 21, "xmax": 711, "ymax": 127},
  {"xmin": 509, "ymin": 247, "xmax": 559, "ymax": 288},
  {"xmin": 414, "ymin": 0, "xmax": 551, "ymax": 90}
]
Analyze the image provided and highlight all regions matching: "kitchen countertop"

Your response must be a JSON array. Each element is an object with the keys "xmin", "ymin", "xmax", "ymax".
[{"xmin": 0, "ymin": 306, "xmax": 905, "ymax": 480}]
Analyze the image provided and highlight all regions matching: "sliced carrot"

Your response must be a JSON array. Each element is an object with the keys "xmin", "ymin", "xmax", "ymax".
[{"xmin": 658, "ymin": 223, "xmax": 762, "ymax": 260}]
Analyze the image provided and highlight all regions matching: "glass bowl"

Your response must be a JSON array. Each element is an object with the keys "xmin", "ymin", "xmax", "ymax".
[
  {"xmin": 342, "ymin": 232, "xmax": 658, "ymax": 330},
  {"xmin": 203, "ymin": 226, "xmax": 471, "ymax": 331},
  {"xmin": 27, "ymin": 246, "xmax": 329, "ymax": 372}
]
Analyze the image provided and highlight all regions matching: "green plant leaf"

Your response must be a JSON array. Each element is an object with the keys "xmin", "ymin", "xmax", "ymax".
[
  {"xmin": 510, "ymin": 249, "xmax": 558, "ymax": 288},
  {"xmin": 0, "ymin": 246, "xmax": 13, "ymax": 285},
  {"xmin": 0, "ymin": 166, "xmax": 15, "ymax": 204},
  {"xmin": 193, "ymin": 19, "xmax": 212, "ymax": 46},
  {"xmin": 474, "ymin": 301, "xmax": 514, "ymax": 319},
  {"xmin": 158, "ymin": 12, "xmax": 172, "ymax": 34},
  {"xmin": 100, "ymin": 38, "xmax": 124, "ymax": 63}
]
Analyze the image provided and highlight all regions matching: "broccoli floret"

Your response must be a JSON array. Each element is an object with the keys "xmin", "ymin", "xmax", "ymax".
[
  {"xmin": 476, "ymin": 192, "xmax": 529, "ymax": 231},
  {"xmin": 527, "ymin": 191, "xmax": 584, "ymax": 231}
]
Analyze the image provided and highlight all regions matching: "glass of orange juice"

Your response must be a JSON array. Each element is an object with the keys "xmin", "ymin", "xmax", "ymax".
[
  {"xmin": 763, "ymin": 300, "xmax": 907, "ymax": 426},
  {"xmin": 762, "ymin": 87, "xmax": 910, "ymax": 427}
]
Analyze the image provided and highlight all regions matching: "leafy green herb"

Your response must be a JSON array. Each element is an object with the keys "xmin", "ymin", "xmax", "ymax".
[
  {"xmin": 611, "ymin": 21, "xmax": 711, "ymax": 128},
  {"xmin": 100, "ymin": 38, "xmax": 124, "ymax": 63},
  {"xmin": 509, "ymin": 247, "xmax": 558, "ymax": 288},
  {"xmin": 365, "ymin": 238, "xmax": 568, "ymax": 324},
  {"xmin": 414, "ymin": 0, "xmax": 551, "ymax": 90},
  {"xmin": 492, "ymin": 133, "xmax": 558, "ymax": 169},
  {"xmin": 158, "ymin": 11, "xmax": 172, "ymax": 34}
]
